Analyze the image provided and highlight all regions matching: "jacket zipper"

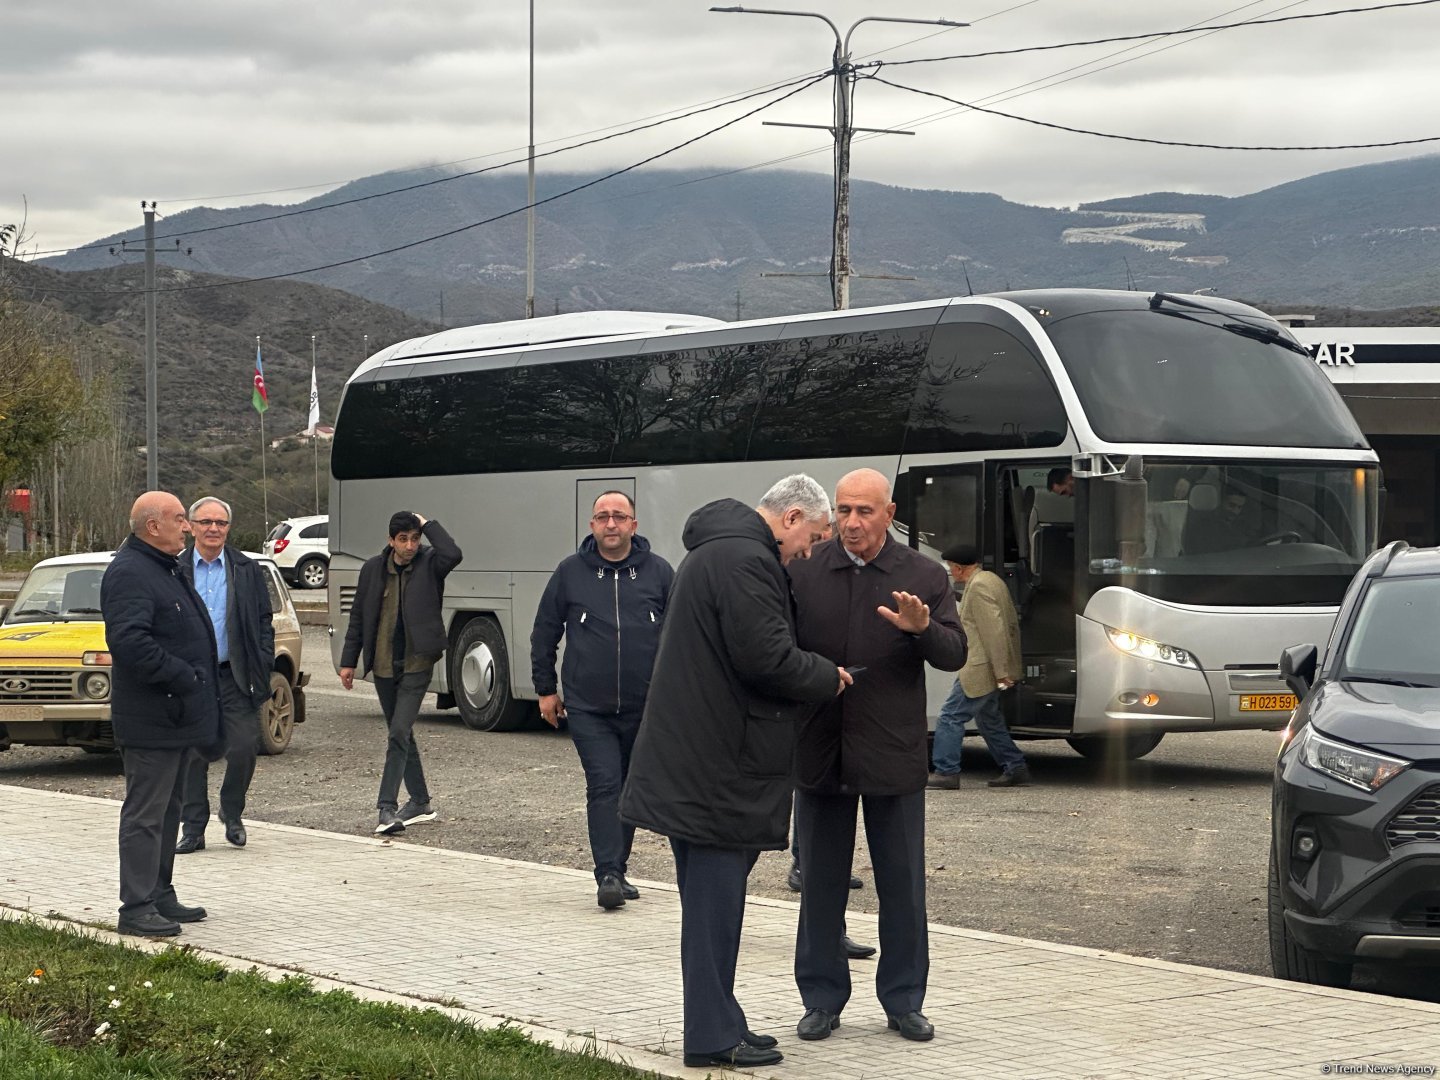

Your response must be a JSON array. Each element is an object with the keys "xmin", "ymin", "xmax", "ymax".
[{"xmin": 613, "ymin": 569, "xmax": 622, "ymax": 713}]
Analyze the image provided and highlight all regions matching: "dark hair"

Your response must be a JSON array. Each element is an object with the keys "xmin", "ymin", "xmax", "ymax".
[
  {"xmin": 941, "ymin": 543, "xmax": 980, "ymax": 567},
  {"xmin": 388, "ymin": 511, "xmax": 422, "ymax": 538},
  {"xmin": 593, "ymin": 490, "xmax": 636, "ymax": 514},
  {"xmin": 1046, "ymin": 467, "xmax": 1071, "ymax": 491}
]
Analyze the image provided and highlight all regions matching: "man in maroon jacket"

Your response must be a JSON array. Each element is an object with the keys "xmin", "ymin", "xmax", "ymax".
[{"xmin": 787, "ymin": 468, "xmax": 967, "ymax": 1045}]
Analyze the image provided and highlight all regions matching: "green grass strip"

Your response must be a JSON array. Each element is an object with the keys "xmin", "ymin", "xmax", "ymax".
[{"xmin": 0, "ymin": 919, "xmax": 660, "ymax": 1079}]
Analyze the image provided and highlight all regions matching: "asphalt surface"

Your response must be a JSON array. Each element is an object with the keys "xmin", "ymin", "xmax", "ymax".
[{"xmin": 3, "ymin": 625, "xmax": 1435, "ymax": 1004}]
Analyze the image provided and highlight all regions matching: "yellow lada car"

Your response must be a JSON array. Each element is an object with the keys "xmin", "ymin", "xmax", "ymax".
[{"xmin": 0, "ymin": 551, "xmax": 308, "ymax": 755}]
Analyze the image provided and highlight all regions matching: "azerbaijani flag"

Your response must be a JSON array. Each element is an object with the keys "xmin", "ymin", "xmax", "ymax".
[{"xmin": 252, "ymin": 344, "xmax": 269, "ymax": 414}]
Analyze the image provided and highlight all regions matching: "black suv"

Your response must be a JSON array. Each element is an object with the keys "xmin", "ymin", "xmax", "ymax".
[{"xmin": 1269, "ymin": 541, "xmax": 1440, "ymax": 987}]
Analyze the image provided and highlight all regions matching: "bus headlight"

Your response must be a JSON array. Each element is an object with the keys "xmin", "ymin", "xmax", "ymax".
[{"xmin": 1104, "ymin": 625, "xmax": 1199, "ymax": 669}]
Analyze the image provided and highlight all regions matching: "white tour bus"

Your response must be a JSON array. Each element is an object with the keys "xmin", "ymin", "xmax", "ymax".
[{"xmin": 328, "ymin": 290, "xmax": 1379, "ymax": 761}]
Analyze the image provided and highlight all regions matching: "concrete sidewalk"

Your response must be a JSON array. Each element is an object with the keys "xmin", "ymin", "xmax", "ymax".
[{"xmin": 2, "ymin": 785, "xmax": 1437, "ymax": 1078}]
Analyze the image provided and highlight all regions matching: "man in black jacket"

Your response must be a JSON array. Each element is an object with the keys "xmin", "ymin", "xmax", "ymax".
[
  {"xmin": 788, "ymin": 468, "xmax": 967, "ymax": 1045},
  {"xmin": 621, "ymin": 474, "xmax": 850, "ymax": 1072},
  {"xmin": 175, "ymin": 497, "xmax": 275, "ymax": 854},
  {"xmin": 339, "ymin": 511, "xmax": 462, "ymax": 836},
  {"xmin": 102, "ymin": 491, "xmax": 222, "ymax": 937},
  {"xmin": 531, "ymin": 490, "xmax": 674, "ymax": 910}
]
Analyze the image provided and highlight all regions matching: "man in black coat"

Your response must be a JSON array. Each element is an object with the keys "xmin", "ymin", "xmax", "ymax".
[
  {"xmin": 339, "ymin": 511, "xmax": 462, "ymax": 836},
  {"xmin": 175, "ymin": 497, "xmax": 275, "ymax": 853},
  {"xmin": 530, "ymin": 490, "xmax": 674, "ymax": 910},
  {"xmin": 102, "ymin": 491, "xmax": 223, "ymax": 937},
  {"xmin": 621, "ymin": 474, "xmax": 850, "ymax": 1072},
  {"xmin": 788, "ymin": 468, "xmax": 967, "ymax": 1044}
]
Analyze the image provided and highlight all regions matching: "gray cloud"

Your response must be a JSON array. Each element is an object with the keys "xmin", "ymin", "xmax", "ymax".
[{"xmin": 6, "ymin": 0, "xmax": 1439, "ymax": 254}]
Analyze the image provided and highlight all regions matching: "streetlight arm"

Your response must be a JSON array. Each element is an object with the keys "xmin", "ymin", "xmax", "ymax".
[
  {"xmin": 842, "ymin": 15, "xmax": 967, "ymax": 56},
  {"xmin": 710, "ymin": 6, "xmax": 841, "ymax": 50}
]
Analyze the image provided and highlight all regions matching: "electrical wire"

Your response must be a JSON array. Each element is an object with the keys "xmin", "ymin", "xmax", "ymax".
[{"xmin": 866, "ymin": 73, "xmax": 1440, "ymax": 151}]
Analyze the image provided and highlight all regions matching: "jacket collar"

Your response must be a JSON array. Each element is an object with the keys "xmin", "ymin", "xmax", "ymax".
[
  {"xmin": 811, "ymin": 531, "xmax": 901, "ymax": 573},
  {"xmin": 123, "ymin": 533, "xmax": 182, "ymax": 570}
]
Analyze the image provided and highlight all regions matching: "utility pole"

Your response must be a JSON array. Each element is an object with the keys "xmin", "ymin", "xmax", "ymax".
[
  {"xmin": 525, "ymin": 0, "xmax": 537, "ymax": 319},
  {"xmin": 712, "ymin": 7, "xmax": 964, "ymax": 310}
]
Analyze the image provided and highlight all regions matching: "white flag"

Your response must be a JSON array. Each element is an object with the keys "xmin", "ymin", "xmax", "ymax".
[{"xmin": 306, "ymin": 365, "xmax": 320, "ymax": 434}]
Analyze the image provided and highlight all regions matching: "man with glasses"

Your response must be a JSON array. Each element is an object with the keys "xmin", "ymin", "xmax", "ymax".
[
  {"xmin": 175, "ymin": 497, "xmax": 274, "ymax": 854},
  {"xmin": 531, "ymin": 491, "xmax": 674, "ymax": 909}
]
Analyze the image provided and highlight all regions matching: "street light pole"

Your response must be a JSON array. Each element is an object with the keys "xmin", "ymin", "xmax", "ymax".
[{"xmin": 711, "ymin": 7, "xmax": 964, "ymax": 310}]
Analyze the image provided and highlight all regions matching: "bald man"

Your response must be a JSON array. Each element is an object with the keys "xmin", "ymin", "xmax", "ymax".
[
  {"xmin": 787, "ymin": 468, "xmax": 967, "ymax": 1044},
  {"xmin": 102, "ymin": 491, "xmax": 222, "ymax": 937}
]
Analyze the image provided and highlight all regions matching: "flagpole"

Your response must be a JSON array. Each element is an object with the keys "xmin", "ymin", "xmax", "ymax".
[
  {"xmin": 257, "ymin": 335, "xmax": 269, "ymax": 533},
  {"xmin": 311, "ymin": 334, "xmax": 320, "ymax": 515}
]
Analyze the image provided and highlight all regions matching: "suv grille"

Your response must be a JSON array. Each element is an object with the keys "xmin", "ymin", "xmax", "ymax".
[
  {"xmin": 1385, "ymin": 786, "xmax": 1440, "ymax": 848},
  {"xmin": 0, "ymin": 668, "xmax": 79, "ymax": 703},
  {"xmin": 339, "ymin": 586, "xmax": 355, "ymax": 615}
]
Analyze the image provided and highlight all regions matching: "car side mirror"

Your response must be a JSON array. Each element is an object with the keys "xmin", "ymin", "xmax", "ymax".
[{"xmin": 1280, "ymin": 644, "xmax": 1318, "ymax": 700}]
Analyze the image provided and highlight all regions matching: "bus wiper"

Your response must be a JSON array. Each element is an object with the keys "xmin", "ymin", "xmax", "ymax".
[
  {"xmin": 1341, "ymin": 675, "xmax": 1433, "ymax": 689},
  {"xmin": 1148, "ymin": 292, "xmax": 1312, "ymax": 357}
]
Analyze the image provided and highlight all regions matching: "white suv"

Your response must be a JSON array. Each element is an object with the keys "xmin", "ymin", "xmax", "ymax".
[{"xmin": 264, "ymin": 514, "xmax": 329, "ymax": 589}]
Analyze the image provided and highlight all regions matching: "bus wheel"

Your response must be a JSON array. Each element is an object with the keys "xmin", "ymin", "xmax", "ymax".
[
  {"xmin": 451, "ymin": 617, "xmax": 531, "ymax": 732},
  {"xmin": 1065, "ymin": 731, "xmax": 1164, "ymax": 762}
]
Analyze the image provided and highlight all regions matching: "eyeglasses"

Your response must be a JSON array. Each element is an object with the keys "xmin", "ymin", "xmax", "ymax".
[
  {"xmin": 591, "ymin": 512, "xmax": 633, "ymax": 524},
  {"xmin": 193, "ymin": 519, "xmax": 230, "ymax": 528}
]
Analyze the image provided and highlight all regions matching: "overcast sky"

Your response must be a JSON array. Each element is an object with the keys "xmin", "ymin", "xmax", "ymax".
[{"xmin": 6, "ymin": 0, "xmax": 1439, "ymax": 257}]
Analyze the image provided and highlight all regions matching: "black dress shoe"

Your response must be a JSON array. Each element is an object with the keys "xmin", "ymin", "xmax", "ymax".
[
  {"xmin": 796, "ymin": 1007, "xmax": 840, "ymax": 1040},
  {"xmin": 787, "ymin": 861, "xmax": 802, "ymax": 892},
  {"xmin": 175, "ymin": 833, "xmax": 205, "ymax": 855},
  {"xmin": 683, "ymin": 1043, "xmax": 783, "ymax": 1069},
  {"xmin": 117, "ymin": 912, "xmax": 181, "ymax": 937},
  {"xmin": 744, "ymin": 1029, "xmax": 778, "ymax": 1049},
  {"xmin": 156, "ymin": 900, "xmax": 207, "ymax": 923},
  {"xmin": 887, "ymin": 1010, "xmax": 935, "ymax": 1041},
  {"xmin": 596, "ymin": 873, "xmax": 625, "ymax": 910},
  {"xmin": 988, "ymin": 766, "xmax": 1033, "ymax": 787},
  {"xmin": 843, "ymin": 935, "xmax": 877, "ymax": 960},
  {"xmin": 619, "ymin": 874, "xmax": 639, "ymax": 901},
  {"xmin": 849, "ymin": 874, "xmax": 863, "ymax": 889},
  {"xmin": 223, "ymin": 819, "xmax": 247, "ymax": 847}
]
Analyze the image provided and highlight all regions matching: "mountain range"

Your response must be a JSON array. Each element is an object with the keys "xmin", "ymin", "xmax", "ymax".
[{"xmin": 39, "ymin": 154, "xmax": 1440, "ymax": 321}]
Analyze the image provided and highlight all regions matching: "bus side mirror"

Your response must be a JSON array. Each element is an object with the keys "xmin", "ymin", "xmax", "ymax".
[{"xmin": 1279, "ymin": 644, "xmax": 1318, "ymax": 700}]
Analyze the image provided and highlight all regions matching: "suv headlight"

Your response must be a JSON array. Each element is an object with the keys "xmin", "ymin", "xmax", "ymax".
[
  {"xmin": 81, "ymin": 671, "xmax": 111, "ymax": 700},
  {"xmin": 1104, "ymin": 625, "xmax": 1199, "ymax": 669},
  {"xmin": 1298, "ymin": 726, "xmax": 1409, "ymax": 792}
]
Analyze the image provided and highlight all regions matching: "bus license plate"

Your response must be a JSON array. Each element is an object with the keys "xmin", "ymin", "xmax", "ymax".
[{"xmin": 1239, "ymin": 694, "xmax": 1298, "ymax": 712}]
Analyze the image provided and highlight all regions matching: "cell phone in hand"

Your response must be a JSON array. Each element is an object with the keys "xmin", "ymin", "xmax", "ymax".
[{"xmin": 844, "ymin": 666, "xmax": 867, "ymax": 677}]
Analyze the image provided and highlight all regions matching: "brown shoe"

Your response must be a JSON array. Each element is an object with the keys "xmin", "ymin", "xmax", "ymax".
[{"xmin": 926, "ymin": 772, "xmax": 959, "ymax": 790}]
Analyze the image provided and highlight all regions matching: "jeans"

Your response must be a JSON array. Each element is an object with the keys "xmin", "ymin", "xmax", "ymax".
[
  {"xmin": 565, "ymin": 708, "xmax": 640, "ymax": 881},
  {"xmin": 180, "ymin": 675, "xmax": 259, "ymax": 835},
  {"xmin": 373, "ymin": 668, "xmax": 433, "ymax": 811},
  {"xmin": 931, "ymin": 679, "xmax": 1026, "ymax": 775}
]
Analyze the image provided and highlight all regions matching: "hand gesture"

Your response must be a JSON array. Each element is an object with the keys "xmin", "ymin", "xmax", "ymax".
[
  {"xmin": 414, "ymin": 512, "xmax": 428, "ymax": 527},
  {"xmin": 538, "ymin": 693, "xmax": 566, "ymax": 728},
  {"xmin": 877, "ymin": 590, "xmax": 930, "ymax": 634}
]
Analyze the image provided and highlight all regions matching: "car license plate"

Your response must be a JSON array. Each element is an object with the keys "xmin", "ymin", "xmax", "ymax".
[
  {"xmin": 1238, "ymin": 694, "xmax": 1298, "ymax": 712},
  {"xmin": 0, "ymin": 705, "xmax": 45, "ymax": 721}
]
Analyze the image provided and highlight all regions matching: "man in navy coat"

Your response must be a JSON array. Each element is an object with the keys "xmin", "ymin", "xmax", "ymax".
[{"xmin": 102, "ymin": 491, "xmax": 222, "ymax": 937}]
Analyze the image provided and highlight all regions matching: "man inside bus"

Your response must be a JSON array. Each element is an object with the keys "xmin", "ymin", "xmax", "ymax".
[
  {"xmin": 530, "ymin": 490, "xmax": 674, "ymax": 911},
  {"xmin": 788, "ymin": 468, "xmax": 967, "ymax": 1045},
  {"xmin": 1046, "ymin": 467, "xmax": 1074, "ymax": 497},
  {"xmin": 620, "ymin": 474, "xmax": 850, "ymax": 1071},
  {"xmin": 928, "ymin": 544, "xmax": 1028, "ymax": 790},
  {"xmin": 338, "ymin": 511, "xmax": 463, "ymax": 836}
]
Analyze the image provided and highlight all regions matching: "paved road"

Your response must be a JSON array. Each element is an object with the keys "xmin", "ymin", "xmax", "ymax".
[{"xmin": 2, "ymin": 626, "xmax": 1433, "ymax": 1003}]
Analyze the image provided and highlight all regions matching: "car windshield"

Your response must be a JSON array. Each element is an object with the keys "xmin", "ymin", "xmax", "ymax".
[
  {"xmin": 1341, "ymin": 577, "xmax": 1440, "ymax": 685},
  {"xmin": 4, "ymin": 564, "xmax": 107, "ymax": 623}
]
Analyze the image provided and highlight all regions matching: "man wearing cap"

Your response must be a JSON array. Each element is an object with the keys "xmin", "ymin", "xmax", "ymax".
[{"xmin": 928, "ymin": 543, "xmax": 1028, "ymax": 790}]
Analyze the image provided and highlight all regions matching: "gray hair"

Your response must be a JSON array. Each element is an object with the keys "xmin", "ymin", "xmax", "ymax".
[
  {"xmin": 758, "ymin": 473, "xmax": 830, "ymax": 521},
  {"xmin": 188, "ymin": 496, "xmax": 232, "ymax": 521}
]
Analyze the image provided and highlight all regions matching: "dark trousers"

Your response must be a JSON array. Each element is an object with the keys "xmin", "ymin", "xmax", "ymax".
[
  {"xmin": 566, "ymin": 708, "xmax": 640, "ymax": 881},
  {"xmin": 374, "ymin": 668, "xmax": 432, "ymax": 811},
  {"xmin": 118, "ymin": 746, "xmax": 191, "ymax": 917},
  {"xmin": 180, "ymin": 674, "xmax": 259, "ymax": 835},
  {"xmin": 795, "ymin": 789, "xmax": 928, "ymax": 1017},
  {"xmin": 670, "ymin": 838, "xmax": 760, "ymax": 1056}
]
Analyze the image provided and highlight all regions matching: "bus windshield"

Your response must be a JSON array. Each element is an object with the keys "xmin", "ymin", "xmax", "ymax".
[
  {"xmin": 1043, "ymin": 306, "xmax": 1367, "ymax": 449},
  {"xmin": 1085, "ymin": 459, "xmax": 1379, "ymax": 606}
]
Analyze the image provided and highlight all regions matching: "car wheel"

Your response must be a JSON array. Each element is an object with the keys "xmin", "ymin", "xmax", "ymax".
[
  {"xmin": 1065, "ymin": 731, "xmax": 1164, "ymax": 762},
  {"xmin": 259, "ymin": 671, "xmax": 296, "ymax": 755},
  {"xmin": 450, "ymin": 616, "xmax": 532, "ymax": 732},
  {"xmin": 297, "ymin": 557, "xmax": 328, "ymax": 589},
  {"xmin": 1267, "ymin": 844, "xmax": 1352, "ymax": 987}
]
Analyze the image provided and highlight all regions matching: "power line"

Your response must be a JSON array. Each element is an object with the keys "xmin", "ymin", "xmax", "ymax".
[
  {"xmin": 11, "ymin": 74, "xmax": 830, "ymax": 299},
  {"xmin": 876, "ymin": 0, "xmax": 1440, "ymax": 67},
  {"xmin": 866, "ymin": 74, "xmax": 1440, "ymax": 151}
]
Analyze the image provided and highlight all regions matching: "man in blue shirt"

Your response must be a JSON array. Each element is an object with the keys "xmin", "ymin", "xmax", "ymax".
[{"xmin": 175, "ymin": 497, "xmax": 274, "ymax": 853}]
